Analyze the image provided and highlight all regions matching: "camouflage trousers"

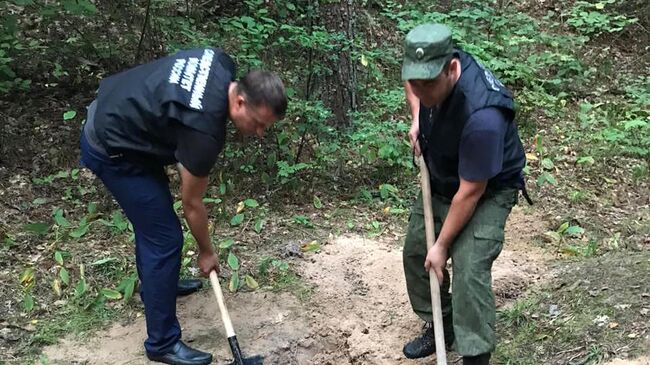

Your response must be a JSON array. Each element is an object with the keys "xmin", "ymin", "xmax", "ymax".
[{"xmin": 403, "ymin": 189, "xmax": 517, "ymax": 356}]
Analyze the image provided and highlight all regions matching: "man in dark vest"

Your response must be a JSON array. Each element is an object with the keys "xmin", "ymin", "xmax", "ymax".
[
  {"xmin": 400, "ymin": 24, "xmax": 528, "ymax": 365},
  {"xmin": 80, "ymin": 47, "xmax": 287, "ymax": 365}
]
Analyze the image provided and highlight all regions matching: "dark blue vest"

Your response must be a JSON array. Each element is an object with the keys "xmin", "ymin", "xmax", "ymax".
[
  {"xmin": 93, "ymin": 48, "xmax": 234, "ymax": 164},
  {"xmin": 419, "ymin": 50, "xmax": 525, "ymax": 199}
]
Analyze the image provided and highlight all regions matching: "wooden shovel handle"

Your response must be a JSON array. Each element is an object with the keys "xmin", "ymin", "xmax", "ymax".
[
  {"xmin": 209, "ymin": 271, "xmax": 236, "ymax": 337},
  {"xmin": 418, "ymin": 155, "xmax": 448, "ymax": 365}
]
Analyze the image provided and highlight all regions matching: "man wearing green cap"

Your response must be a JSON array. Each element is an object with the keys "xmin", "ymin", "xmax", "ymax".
[{"xmin": 400, "ymin": 23, "xmax": 529, "ymax": 365}]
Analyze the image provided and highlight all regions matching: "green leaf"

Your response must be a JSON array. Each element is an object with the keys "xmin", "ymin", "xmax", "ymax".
[
  {"xmin": 54, "ymin": 170, "xmax": 69, "ymax": 179},
  {"xmin": 227, "ymin": 252, "xmax": 240, "ymax": 270},
  {"xmin": 557, "ymin": 221, "xmax": 570, "ymax": 234},
  {"xmin": 577, "ymin": 156, "xmax": 595, "ymax": 165},
  {"xmin": 111, "ymin": 211, "xmax": 128, "ymax": 231},
  {"xmin": 202, "ymin": 198, "xmax": 222, "ymax": 204},
  {"xmin": 379, "ymin": 184, "xmax": 398, "ymax": 200},
  {"xmin": 59, "ymin": 267, "xmax": 70, "ymax": 285},
  {"xmin": 244, "ymin": 199, "xmax": 259, "ymax": 208},
  {"xmin": 53, "ymin": 208, "xmax": 70, "ymax": 227},
  {"xmin": 313, "ymin": 196, "xmax": 323, "ymax": 209},
  {"xmin": 74, "ymin": 278, "xmax": 87, "ymax": 297},
  {"xmin": 541, "ymin": 158, "xmax": 554, "ymax": 170},
  {"xmin": 173, "ymin": 201, "xmax": 182, "ymax": 211},
  {"xmin": 245, "ymin": 275, "xmax": 259, "ymax": 290},
  {"xmin": 90, "ymin": 257, "xmax": 117, "ymax": 266},
  {"xmin": 100, "ymin": 288, "xmax": 122, "ymax": 300},
  {"xmin": 286, "ymin": 2, "xmax": 296, "ymax": 11},
  {"xmin": 87, "ymin": 202, "xmax": 97, "ymax": 215},
  {"xmin": 254, "ymin": 219, "xmax": 264, "ymax": 233},
  {"xmin": 122, "ymin": 277, "xmax": 136, "ymax": 302},
  {"xmin": 219, "ymin": 239, "xmax": 235, "ymax": 249},
  {"xmin": 32, "ymin": 198, "xmax": 47, "ymax": 205},
  {"xmin": 566, "ymin": 225, "xmax": 585, "ymax": 236},
  {"xmin": 229, "ymin": 272, "xmax": 240, "ymax": 292},
  {"xmin": 63, "ymin": 110, "xmax": 76, "ymax": 120},
  {"xmin": 623, "ymin": 118, "xmax": 647, "ymax": 130},
  {"xmin": 23, "ymin": 293, "xmax": 34, "ymax": 312},
  {"xmin": 293, "ymin": 215, "xmax": 313, "ymax": 228},
  {"xmin": 69, "ymin": 219, "xmax": 89, "ymax": 238},
  {"xmin": 230, "ymin": 214, "xmax": 245, "ymax": 226},
  {"xmin": 272, "ymin": 259, "xmax": 289, "ymax": 271},
  {"xmin": 24, "ymin": 222, "xmax": 50, "ymax": 235},
  {"xmin": 54, "ymin": 251, "xmax": 64, "ymax": 266},
  {"xmin": 537, "ymin": 172, "xmax": 557, "ymax": 186}
]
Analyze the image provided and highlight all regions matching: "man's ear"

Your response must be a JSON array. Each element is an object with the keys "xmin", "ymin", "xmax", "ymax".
[
  {"xmin": 450, "ymin": 58, "xmax": 461, "ymax": 74},
  {"xmin": 237, "ymin": 94, "xmax": 246, "ymax": 108}
]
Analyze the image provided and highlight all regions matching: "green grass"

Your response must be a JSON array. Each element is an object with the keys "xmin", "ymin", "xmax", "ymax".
[
  {"xmin": 257, "ymin": 256, "xmax": 313, "ymax": 302},
  {"xmin": 15, "ymin": 303, "xmax": 119, "ymax": 365},
  {"xmin": 495, "ymin": 251, "xmax": 650, "ymax": 364}
]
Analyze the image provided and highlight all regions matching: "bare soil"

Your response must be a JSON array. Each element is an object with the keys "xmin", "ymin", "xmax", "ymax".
[{"xmin": 41, "ymin": 206, "xmax": 549, "ymax": 364}]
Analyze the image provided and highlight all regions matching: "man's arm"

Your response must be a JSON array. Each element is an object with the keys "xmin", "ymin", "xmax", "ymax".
[
  {"xmin": 436, "ymin": 178, "xmax": 487, "ymax": 249},
  {"xmin": 424, "ymin": 177, "xmax": 487, "ymax": 281},
  {"xmin": 179, "ymin": 165, "xmax": 219, "ymax": 276},
  {"xmin": 404, "ymin": 82, "xmax": 422, "ymax": 156}
]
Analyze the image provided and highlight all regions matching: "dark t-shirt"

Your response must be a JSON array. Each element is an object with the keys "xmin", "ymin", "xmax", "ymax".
[
  {"xmin": 173, "ymin": 124, "xmax": 224, "ymax": 177},
  {"xmin": 458, "ymin": 107, "xmax": 524, "ymax": 187}
]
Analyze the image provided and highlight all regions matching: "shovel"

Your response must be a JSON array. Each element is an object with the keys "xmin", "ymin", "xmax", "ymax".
[
  {"xmin": 417, "ymin": 155, "xmax": 448, "ymax": 365},
  {"xmin": 209, "ymin": 271, "xmax": 264, "ymax": 365}
]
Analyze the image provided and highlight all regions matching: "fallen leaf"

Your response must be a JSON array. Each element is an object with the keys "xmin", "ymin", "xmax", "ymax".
[
  {"xmin": 609, "ymin": 322, "xmax": 619, "ymax": 329},
  {"xmin": 301, "ymin": 240, "xmax": 321, "ymax": 252}
]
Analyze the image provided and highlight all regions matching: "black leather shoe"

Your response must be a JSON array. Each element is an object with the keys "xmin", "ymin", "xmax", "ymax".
[
  {"xmin": 146, "ymin": 341, "xmax": 212, "ymax": 365},
  {"xmin": 463, "ymin": 353, "xmax": 491, "ymax": 365},
  {"xmin": 177, "ymin": 279, "xmax": 203, "ymax": 297},
  {"xmin": 403, "ymin": 322, "xmax": 454, "ymax": 359}
]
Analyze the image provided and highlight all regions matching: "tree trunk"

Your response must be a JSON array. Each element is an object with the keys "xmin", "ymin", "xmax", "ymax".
[{"xmin": 319, "ymin": 0, "xmax": 358, "ymax": 128}]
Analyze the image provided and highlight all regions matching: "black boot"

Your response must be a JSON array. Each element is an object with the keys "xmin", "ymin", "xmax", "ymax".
[
  {"xmin": 403, "ymin": 322, "xmax": 454, "ymax": 359},
  {"xmin": 463, "ymin": 353, "xmax": 491, "ymax": 365}
]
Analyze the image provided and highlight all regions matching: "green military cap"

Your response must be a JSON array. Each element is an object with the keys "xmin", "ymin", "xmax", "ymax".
[{"xmin": 402, "ymin": 23, "xmax": 454, "ymax": 81}]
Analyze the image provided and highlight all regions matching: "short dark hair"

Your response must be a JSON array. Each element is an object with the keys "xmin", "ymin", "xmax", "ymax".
[{"xmin": 236, "ymin": 70, "xmax": 287, "ymax": 119}]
